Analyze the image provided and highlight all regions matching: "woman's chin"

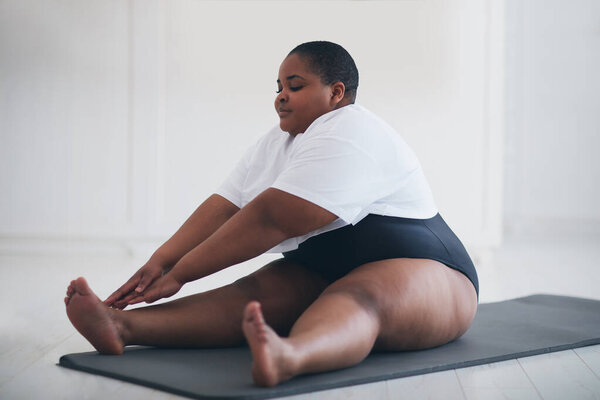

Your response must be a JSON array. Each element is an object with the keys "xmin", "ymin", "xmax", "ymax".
[{"xmin": 279, "ymin": 122, "xmax": 295, "ymax": 136}]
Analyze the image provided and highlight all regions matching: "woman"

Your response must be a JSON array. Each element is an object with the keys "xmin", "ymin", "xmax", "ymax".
[{"xmin": 65, "ymin": 41, "xmax": 478, "ymax": 388}]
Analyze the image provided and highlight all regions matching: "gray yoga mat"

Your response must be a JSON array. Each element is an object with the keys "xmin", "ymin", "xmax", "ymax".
[{"xmin": 59, "ymin": 294, "xmax": 600, "ymax": 399}]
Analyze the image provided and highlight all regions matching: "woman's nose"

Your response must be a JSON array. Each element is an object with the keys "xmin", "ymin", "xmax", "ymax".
[{"xmin": 277, "ymin": 91, "xmax": 287, "ymax": 103}]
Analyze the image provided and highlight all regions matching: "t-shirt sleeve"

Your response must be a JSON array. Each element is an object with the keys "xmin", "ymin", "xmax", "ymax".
[
  {"xmin": 271, "ymin": 135, "xmax": 398, "ymax": 224},
  {"xmin": 214, "ymin": 144, "xmax": 255, "ymax": 208}
]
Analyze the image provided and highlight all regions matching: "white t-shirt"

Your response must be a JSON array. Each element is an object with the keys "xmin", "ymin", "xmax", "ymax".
[{"xmin": 216, "ymin": 104, "xmax": 438, "ymax": 253}]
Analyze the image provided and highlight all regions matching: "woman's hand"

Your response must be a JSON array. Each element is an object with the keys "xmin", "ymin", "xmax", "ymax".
[
  {"xmin": 126, "ymin": 274, "xmax": 183, "ymax": 305},
  {"xmin": 104, "ymin": 257, "xmax": 173, "ymax": 309}
]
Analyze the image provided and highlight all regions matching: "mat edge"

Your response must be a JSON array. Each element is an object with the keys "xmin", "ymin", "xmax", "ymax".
[{"xmin": 57, "ymin": 339, "xmax": 600, "ymax": 400}]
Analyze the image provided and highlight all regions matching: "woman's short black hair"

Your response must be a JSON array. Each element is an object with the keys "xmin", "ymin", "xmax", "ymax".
[{"xmin": 288, "ymin": 41, "xmax": 359, "ymax": 103}]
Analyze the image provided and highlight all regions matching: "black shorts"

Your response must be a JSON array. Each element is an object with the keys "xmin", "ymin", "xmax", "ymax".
[{"xmin": 282, "ymin": 213, "xmax": 479, "ymax": 297}]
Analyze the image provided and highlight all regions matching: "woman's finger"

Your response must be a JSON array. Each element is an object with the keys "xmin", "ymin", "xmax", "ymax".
[
  {"xmin": 104, "ymin": 291, "xmax": 123, "ymax": 307},
  {"xmin": 128, "ymin": 294, "xmax": 147, "ymax": 305},
  {"xmin": 112, "ymin": 300, "xmax": 129, "ymax": 310},
  {"xmin": 115, "ymin": 292, "xmax": 143, "ymax": 309},
  {"xmin": 138, "ymin": 279, "xmax": 167, "ymax": 305},
  {"xmin": 143, "ymin": 290, "xmax": 160, "ymax": 304},
  {"xmin": 120, "ymin": 290, "xmax": 143, "ymax": 305},
  {"xmin": 135, "ymin": 270, "xmax": 159, "ymax": 294},
  {"xmin": 128, "ymin": 298, "xmax": 143, "ymax": 305},
  {"xmin": 104, "ymin": 274, "xmax": 142, "ymax": 305}
]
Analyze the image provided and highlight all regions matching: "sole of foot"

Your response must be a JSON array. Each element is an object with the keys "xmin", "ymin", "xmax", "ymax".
[
  {"xmin": 65, "ymin": 277, "xmax": 124, "ymax": 355},
  {"xmin": 242, "ymin": 301, "xmax": 297, "ymax": 387}
]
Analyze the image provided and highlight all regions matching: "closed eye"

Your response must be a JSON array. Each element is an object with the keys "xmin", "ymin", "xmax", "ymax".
[{"xmin": 276, "ymin": 86, "xmax": 303, "ymax": 94}]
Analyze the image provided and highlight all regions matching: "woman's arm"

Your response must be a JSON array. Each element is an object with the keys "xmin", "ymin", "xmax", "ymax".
[
  {"xmin": 152, "ymin": 194, "xmax": 240, "ymax": 267},
  {"xmin": 105, "ymin": 194, "xmax": 240, "ymax": 307},
  {"xmin": 132, "ymin": 188, "xmax": 337, "ymax": 304}
]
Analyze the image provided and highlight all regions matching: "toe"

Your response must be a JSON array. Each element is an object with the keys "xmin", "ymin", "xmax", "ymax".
[
  {"xmin": 244, "ymin": 301, "xmax": 262, "ymax": 320},
  {"xmin": 74, "ymin": 277, "xmax": 92, "ymax": 295},
  {"xmin": 253, "ymin": 303, "xmax": 265, "ymax": 325}
]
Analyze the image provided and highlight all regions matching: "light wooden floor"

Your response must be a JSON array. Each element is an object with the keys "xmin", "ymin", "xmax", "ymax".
[{"xmin": 1, "ymin": 231, "xmax": 599, "ymax": 399}]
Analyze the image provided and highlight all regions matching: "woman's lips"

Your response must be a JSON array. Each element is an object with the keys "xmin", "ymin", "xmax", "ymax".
[{"xmin": 278, "ymin": 108, "xmax": 292, "ymax": 117}]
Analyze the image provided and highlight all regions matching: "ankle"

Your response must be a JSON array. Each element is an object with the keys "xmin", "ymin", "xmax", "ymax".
[
  {"xmin": 281, "ymin": 338, "xmax": 303, "ymax": 377},
  {"xmin": 108, "ymin": 308, "xmax": 129, "ymax": 346}
]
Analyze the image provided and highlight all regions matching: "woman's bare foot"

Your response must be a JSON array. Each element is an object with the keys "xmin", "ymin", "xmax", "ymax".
[
  {"xmin": 65, "ymin": 277, "xmax": 124, "ymax": 355},
  {"xmin": 242, "ymin": 301, "xmax": 298, "ymax": 387}
]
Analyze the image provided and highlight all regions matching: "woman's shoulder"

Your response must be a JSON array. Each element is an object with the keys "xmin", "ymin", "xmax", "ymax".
[
  {"xmin": 308, "ymin": 103, "xmax": 368, "ymax": 128},
  {"xmin": 310, "ymin": 105, "xmax": 395, "ymax": 135},
  {"xmin": 307, "ymin": 104, "xmax": 400, "ymax": 148}
]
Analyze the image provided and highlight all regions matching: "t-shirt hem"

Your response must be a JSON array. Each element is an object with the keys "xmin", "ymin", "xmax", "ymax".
[{"xmin": 214, "ymin": 188, "xmax": 242, "ymax": 209}]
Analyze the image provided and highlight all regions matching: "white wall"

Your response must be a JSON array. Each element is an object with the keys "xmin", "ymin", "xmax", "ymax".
[
  {"xmin": 0, "ymin": 0, "xmax": 504, "ymax": 259},
  {"xmin": 505, "ymin": 0, "xmax": 600, "ymax": 235}
]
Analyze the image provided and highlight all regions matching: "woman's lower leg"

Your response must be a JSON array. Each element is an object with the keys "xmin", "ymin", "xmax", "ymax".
[
  {"xmin": 116, "ymin": 285, "xmax": 257, "ymax": 347},
  {"xmin": 242, "ymin": 289, "xmax": 381, "ymax": 386},
  {"xmin": 65, "ymin": 259, "xmax": 328, "ymax": 352}
]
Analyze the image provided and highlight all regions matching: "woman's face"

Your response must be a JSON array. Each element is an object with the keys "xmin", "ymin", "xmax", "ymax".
[{"xmin": 275, "ymin": 54, "xmax": 344, "ymax": 136}]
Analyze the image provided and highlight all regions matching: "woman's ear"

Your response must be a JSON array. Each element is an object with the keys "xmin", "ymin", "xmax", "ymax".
[{"xmin": 330, "ymin": 82, "xmax": 346, "ymax": 107}]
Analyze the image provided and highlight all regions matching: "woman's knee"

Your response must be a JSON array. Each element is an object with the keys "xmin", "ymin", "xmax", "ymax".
[
  {"xmin": 231, "ymin": 273, "xmax": 262, "ymax": 301},
  {"xmin": 233, "ymin": 258, "xmax": 328, "ymax": 308},
  {"xmin": 232, "ymin": 259, "xmax": 296, "ymax": 299},
  {"xmin": 321, "ymin": 276, "xmax": 387, "ymax": 319}
]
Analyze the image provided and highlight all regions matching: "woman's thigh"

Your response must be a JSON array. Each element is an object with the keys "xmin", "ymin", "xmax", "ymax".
[{"xmin": 321, "ymin": 258, "xmax": 478, "ymax": 350}]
